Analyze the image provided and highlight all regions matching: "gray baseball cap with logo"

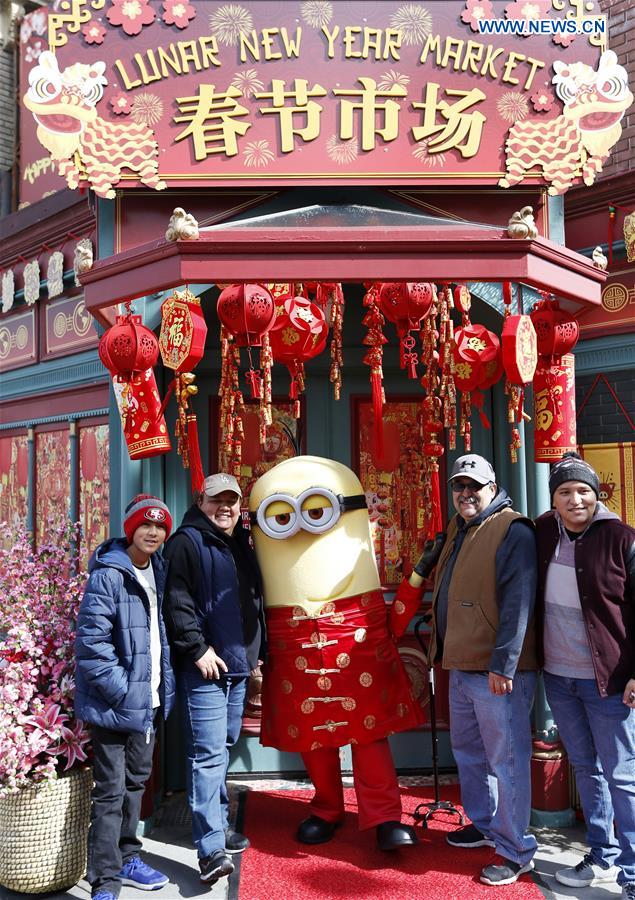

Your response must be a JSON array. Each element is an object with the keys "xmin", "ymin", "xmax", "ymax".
[
  {"xmin": 448, "ymin": 454, "xmax": 496, "ymax": 485},
  {"xmin": 203, "ymin": 473, "xmax": 243, "ymax": 498}
]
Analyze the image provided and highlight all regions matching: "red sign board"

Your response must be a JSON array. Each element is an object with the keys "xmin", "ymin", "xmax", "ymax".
[
  {"xmin": 577, "ymin": 266, "xmax": 635, "ymax": 339},
  {"xmin": 0, "ymin": 309, "xmax": 36, "ymax": 371},
  {"xmin": 44, "ymin": 296, "xmax": 97, "ymax": 357},
  {"xmin": 19, "ymin": 1, "xmax": 629, "ymax": 197}
]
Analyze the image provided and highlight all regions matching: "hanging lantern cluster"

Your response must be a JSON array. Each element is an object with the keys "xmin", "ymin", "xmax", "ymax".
[
  {"xmin": 500, "ymin": 282, "xmax": 537, "ymax": 463},
  {"xmin": 216, "ymin": 283, "xmax": 276, "ymax": 472},
  {"xmin": 158, "ymin": 287, "xmax": 208, "ymax": 493},
  {"xmin": 362, "ymin": 283, "xmax": 388, "ymax": 456},
  {"xmin": 98, "ymin": 306, "xmax": 171, "ymax": 461},
  {"xmin": 530, "ymin": 293, "xmax": 579, "ymax": 461}
]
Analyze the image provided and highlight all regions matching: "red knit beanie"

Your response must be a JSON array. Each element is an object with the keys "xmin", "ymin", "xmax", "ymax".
[{"xmin": 123, "ymin": 494, "xmax": 172, "ymax": 544}]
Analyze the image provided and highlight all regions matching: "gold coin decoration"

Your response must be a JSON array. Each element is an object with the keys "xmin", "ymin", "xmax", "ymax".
[
  {"xmin": 359, "ymin": 672, "xmax": 373, "ymax": 687},
  {"xmin": 336, "ymin": 653, "xmax": 350, "ymax": 668}
]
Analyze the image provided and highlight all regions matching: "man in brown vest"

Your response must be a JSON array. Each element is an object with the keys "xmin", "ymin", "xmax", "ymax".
[{"xmin": 397, "ymin": 453, "xmax": 538, "ymax": 887}]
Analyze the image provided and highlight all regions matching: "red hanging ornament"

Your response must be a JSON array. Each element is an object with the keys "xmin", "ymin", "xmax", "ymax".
[
  {"xmin": 362, "ymin": 283, "xmax": 388, "ymax": 457},
  {"xmin": 217, "ymin": 283, "xmax": 276, "ymax": 347},
  {"xmin": 530, "ymin": 295, "xmax": 579, "ymax": 358},
  {"xmin": 533, "ymin": 353, "xmax": 577, "ymax": 462},
  {"xmin": 379, "ymin": 282, "xmax": 435, "ymax": 377},
  {"xmin": 98, "ymin": 311, "xmax": 158, "ymax": 380},
  {"xmin": 268, "ymin": 295, "xmax": 328, "ymax": 414}
]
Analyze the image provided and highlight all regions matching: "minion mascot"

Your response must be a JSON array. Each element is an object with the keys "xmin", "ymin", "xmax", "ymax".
[{"xmin": 249, "ymin": 456, "xmax": 423, "ymax": 850}]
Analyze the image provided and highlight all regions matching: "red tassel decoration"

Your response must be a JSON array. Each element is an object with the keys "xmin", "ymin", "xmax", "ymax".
[{"xmin": 186, "ymin": 414, "xmax": 205, "ymax": 495}]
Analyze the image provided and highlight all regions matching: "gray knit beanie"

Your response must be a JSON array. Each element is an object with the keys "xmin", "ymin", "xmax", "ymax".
[{"xmin": 549, "ymin": 452, "xmax": 600, "ymax": 501}]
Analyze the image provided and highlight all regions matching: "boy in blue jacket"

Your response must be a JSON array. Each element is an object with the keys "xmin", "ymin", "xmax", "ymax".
[{"xmin": 75, "ymin": 495, "xmax": 176, "ymax": 900}]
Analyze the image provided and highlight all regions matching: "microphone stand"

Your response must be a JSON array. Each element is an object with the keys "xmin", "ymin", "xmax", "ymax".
[{"xmin": 413, "ymin": 613, "xmax": 463, "ymax": 828}]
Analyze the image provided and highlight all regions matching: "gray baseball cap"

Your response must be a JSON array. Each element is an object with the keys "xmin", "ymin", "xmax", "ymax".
[
  {"xmin": 448, "ymin": 454, "xmax": 496, "ymax": 485},
  {"xmin": 203, "ymin": 473, "xmax": 243, "ymax": 498}
]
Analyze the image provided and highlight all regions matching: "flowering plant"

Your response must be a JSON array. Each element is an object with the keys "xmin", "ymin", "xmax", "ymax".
[{"xmin": 0, "ymin": 522, "xmax": 90, "ymax": 796}]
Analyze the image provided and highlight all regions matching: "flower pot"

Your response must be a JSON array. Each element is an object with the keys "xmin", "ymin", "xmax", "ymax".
[{"xmin": 0, "ymin": 767, "xmax": 92, "ymax": 894}]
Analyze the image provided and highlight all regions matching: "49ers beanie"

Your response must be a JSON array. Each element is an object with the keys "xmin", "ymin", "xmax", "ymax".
[{"xmin": 123, "ymin": 494, "xmax": 172, "ymax": 544}]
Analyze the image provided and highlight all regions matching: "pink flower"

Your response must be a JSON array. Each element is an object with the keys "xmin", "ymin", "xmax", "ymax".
[
  {"xmin": 162, "ymin": 0, "xmax": 196, "ymax": 28},
  {"xmin": 505, "ymin": 0, "xmax": 551, "ymax": 20},
  {"xmin": 530, "ymin": 88, "xmax": 555, "ymax": 112},
  {"xmin": 553, "ymin": 31, "xmax": 575, "ymax": 47},
  {"xmin": 24, "ymin": 701, "xmax": 67, "ymax": 740},
  {"xmin": 106, "ymin": 0, "xmax": 156, "ymax": 36},
  {"xmin": 52, "ymin": 720, "xmax": 90, "ymax": 771},
  {"xmin": 110, "ymin": 92, "xmax": 132, "ymax": 115},
  {"xmin": 82, "ymin": 21, "xmax": 107, "ymax": 44},
  {"xmin": 461, "ymin": 0, "xmax": 494, "ymax": 32}
]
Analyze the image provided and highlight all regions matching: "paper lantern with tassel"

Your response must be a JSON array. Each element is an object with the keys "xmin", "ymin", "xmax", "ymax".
[
  {"xmin": 268, "ymin": 296, "xmax": 328, "ymax": 415},
  {"xmin": 217, "ymin": 283, "xmax": 275, "ymax": 347},
  {"xmin": 379, "ymin": 282, "xmax": 435, "ymax": 378},
  {"xmin": 530, "ymin": 296, "xmax": 579, "ymax": 358}
]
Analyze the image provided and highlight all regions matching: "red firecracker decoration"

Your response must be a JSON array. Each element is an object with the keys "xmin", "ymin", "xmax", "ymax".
[
  {"xmin": 530, "ymin": 295, "xmax": 579, "ymax": 358},
  {"xmin": 418, "ymin": 287, "xmax": 445, "ymax": 541},
  {"xmin": 99, "ymin": 308, "xmax": 170, "ymax": 461},
  {"xmin": 379, "ymin": 282, "xmax": 435, "ymax": 377},
  {"xmin": 159, "ymin": 287, "xmax": 208, "ymax": 492},
  {"xmin": 268, "ymin": 295, "xmax": 328, "ymax": 417},
  {"xmin": 437, "ymin": 284, "xmax": 457, "ymax": 450},
  {"xmin": 362, "ymin": 283, "xmax": 388, "ymax": 456},
  {"xmin": 533, "ymin": 353, "xmax": 577, "ymax": 461},
  {"xmin": 218, "ymin": 327, "xmax": 245, "ymax": 477}
]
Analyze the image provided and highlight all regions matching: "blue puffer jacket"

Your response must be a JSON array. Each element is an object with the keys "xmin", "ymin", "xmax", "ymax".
[{"xmin": 74, "ymin": 538, "xmax": 176, "ymax": 737}]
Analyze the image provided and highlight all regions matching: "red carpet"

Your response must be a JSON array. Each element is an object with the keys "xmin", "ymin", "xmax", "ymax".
[{"xmin": 238, "ymin": 785, "xmax": 543, "ymax": 899}]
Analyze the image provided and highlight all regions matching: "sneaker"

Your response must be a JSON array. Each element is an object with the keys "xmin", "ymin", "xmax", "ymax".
[
  {"xmin": 446, "ymin": 823, "xmax": 495, "ymax": 849},
  {"xmin": 480, "ymin": 855, "xmax": 535, "ymax": 886},
  {"xmin": 555, "ymin": 853, "xmax": 620, "ymax": 887},
  {"xmin": 225, "ymin": 827, "xmax": 250, "ymax": 853},
  {"xmin": 93, "ymin": 893, "xmax": 117, "ymax": 900},
  {"xmin": 118, "ymin": 856, "xmax": 169, "ymax": 891},
  {"xmin": 622, "ymin": 884, "xmax": 635, "ymax": 900},
  {"xmin": 199, "ymin": 850, "xmax": 235, "ymax": 884}
]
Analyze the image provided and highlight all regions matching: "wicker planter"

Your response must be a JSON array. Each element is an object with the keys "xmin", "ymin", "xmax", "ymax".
[{"xmin": 0, "ymin": 766, "xmax": 92, "ymax": 894}]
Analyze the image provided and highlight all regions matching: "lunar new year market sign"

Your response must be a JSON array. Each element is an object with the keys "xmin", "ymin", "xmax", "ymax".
[{"xmin": 20, "ymin": 1, "xmax": 631, "ymax": 198}]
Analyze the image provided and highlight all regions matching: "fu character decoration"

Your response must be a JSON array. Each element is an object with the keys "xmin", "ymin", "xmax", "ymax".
[
  {"xmin": 98, "ymin": 306, "xmax": 171, "ymax": 461},
  {"xmin": 249, "ymin": 456, "xmax": 423, "ymax": 852},
  {"xmin": 158, "ymin": 286, "xmax": 207, "ymax": 492}
]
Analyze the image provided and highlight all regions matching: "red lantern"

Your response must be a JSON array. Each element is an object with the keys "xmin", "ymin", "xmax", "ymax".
[
  {"xmin": 530, "ymin": 298, "xmax": 579, "ymax": 357},
  {"xmin": 454, "ymin": 324, "xmax": 500, "ymax": 364},
  {"xmin": 379, "ymin": 282, "xmax": 434, "ymax": 333},
  {"xmin": 159, "ymin": 287, "xmax": 207, "ymax": 372},
  {"xmin": 454, "ymin": 284, "xmax": 472, "ymax": 314},
  {"xmin": 217, "ymin": 284, "xmax": 275, "ymax": 347},
  {"xmin": 533, "ymin": 353, "xmax": 577, "ymax": 462},
  {"xmin": 480, "ymin": 350, "xmax": 504, "ymax": 390},
  {"xmin": 502, "ymin": 315, "xmax": 538, "ymax": 385},
  {"xmin": 98, "ymin": 313, "xmax": 158, "ymax": 379},
  {"xmin": 112, "ymin": 369, "xmax": 171, "ymax": 461},
  {"xmin": 269, "ymin": 296, "xmax": 328, "ymax": 402}
]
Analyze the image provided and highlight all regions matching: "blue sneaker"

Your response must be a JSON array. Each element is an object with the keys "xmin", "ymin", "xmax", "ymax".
[
  {"xmin": 93, "ymin": 892, "xmax": 117, "ymax": 900},
  {"xmin": 118, "ymin": 856, "xmax": 169, "ymax": 891}
]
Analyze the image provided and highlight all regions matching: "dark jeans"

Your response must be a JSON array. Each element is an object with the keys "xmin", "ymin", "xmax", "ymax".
[{"xmin": 87, "ymin": 724, "xmax": 155, "ymax": 898}]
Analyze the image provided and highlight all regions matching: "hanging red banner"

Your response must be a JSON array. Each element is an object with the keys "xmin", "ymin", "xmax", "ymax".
[{"xmin": 533, "ymin": 354, "xmax": 577, "ymax": 462}]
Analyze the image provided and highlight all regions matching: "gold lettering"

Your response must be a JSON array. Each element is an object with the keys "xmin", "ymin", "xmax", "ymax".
[
  {"xmin": 114, "ymin": 58, "xmax": 141, "ymax": 90},
  {"xmin": 321, "ymin": 24, "xmax": 340, "ymax": 58},
  {"xmin": 138, "ymin": 49, "xmax": 161, "ymax": 84},
  {"xmin": 157, "ymin": 44, "xmax": 183, "ymax": 77},
  {"xmin": 240, "ymin": 29, "xmax": 260, "ymax": 62},
  {"xmin": 280, "ymin": 27, "xmax": 302, "ymax": 57},
  {"xmin": 419, "ymin": 33, "xmax": 442, "ymax": 65},
  {"xmin": 502, "ymin": 50, "xmax": 525, "ymax": 85},
  {"xmin": 262, "ymin": 28, "xmax": 283, "ymax": 60},
  {"xmin": 361, "ymin": 28, "xmax": 382, "ymax": 60},
  {"xmin": 178, "ymin": 40, "xmax": 203, "ymax": 71},
  {"xmin": 461, "ymin": 41, "xmax": 484, "ymax": 74},
  {"xmin": 440, "ymin": 37, "xmax": 465, "ymax": 70},
  {"xmin": 344, "ymin": 26, "xmax": 363, "ymax": 58},
  {"xmin": 523, "ymin": 56, "xmax": 545, "ymax": 90},
  {"xmin": 480, "ymin": 44, "xmax": 505, "ymax": 79},
  {"xmin": 384, "ymin": 29, "xmax": 401, "ymax": 60}
]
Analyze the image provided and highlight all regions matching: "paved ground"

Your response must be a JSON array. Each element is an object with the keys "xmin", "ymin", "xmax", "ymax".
[{"xmin": 0, "ymin": 777, "xmax": 624, "ymax": 900}]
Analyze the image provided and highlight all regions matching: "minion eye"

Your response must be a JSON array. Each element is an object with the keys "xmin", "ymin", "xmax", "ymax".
[
  {"xmin": 300, "ymin": 493, "xmax": 338, "ymax": 532},
  {"xmin": 262, "ymin": 499, "xmax": 297, "ymax": 537}
]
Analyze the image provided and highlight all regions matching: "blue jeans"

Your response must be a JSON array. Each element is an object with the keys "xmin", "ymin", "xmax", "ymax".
[
  {"xmin": 179, "ymin": 668, "xmax": 247, "ymax": 859},
  {"xmin": 449, "ymin": 669, "xmax": 537, "ymax": 866},
  {"xmin": 544, "ymin": 672, "xmax": 635, "ymax": 885}
]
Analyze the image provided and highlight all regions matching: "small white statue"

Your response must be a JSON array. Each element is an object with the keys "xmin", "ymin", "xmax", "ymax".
[
  {"xmin": 592, "ymin": 246, "xmax": 608, "ymax": 270},
  {"xmin": 507, "ymin": 206, "xmax": 539, "ymax": 240},
  {"xmin": 74, "ymin": 238, "xmax": 94, "ymax": 285},
  {"xmin": 165, "ymin": 208, "xmax": 199, "ymax": 242}
]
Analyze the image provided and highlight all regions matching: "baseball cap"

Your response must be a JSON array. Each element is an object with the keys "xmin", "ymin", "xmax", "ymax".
[
  {"xmin": 203, "ymin": 473, "xmax": 243, "ymax": 498},
  {"xmin": 448, "ymin": 454, "xmax": 496, "ymax": 486}
]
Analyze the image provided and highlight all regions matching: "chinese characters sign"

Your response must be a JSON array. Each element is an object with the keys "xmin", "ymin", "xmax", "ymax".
[{"xmin": 19, "ymin": 1, "xmax": 630, "ymax": 197}]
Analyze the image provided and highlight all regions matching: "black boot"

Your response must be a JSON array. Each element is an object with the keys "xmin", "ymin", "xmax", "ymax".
[
  {"xmin": 376, "ymin": 821, "xmax": 418, "ymax": 850},
  {"xmin": 296, "ymin": 815, "xmax": 340, "ymax": 844}
]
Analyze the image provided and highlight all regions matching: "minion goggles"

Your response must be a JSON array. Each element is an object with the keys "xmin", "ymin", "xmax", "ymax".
[{"xmin": 250, "ymin": 488, "xmax": 367, "ymax": 539}]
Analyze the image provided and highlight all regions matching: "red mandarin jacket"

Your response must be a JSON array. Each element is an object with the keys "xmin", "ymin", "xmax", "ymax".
[{"xmin": 260, "ymin": 590, "xmax": 424, "ymax": 753}]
